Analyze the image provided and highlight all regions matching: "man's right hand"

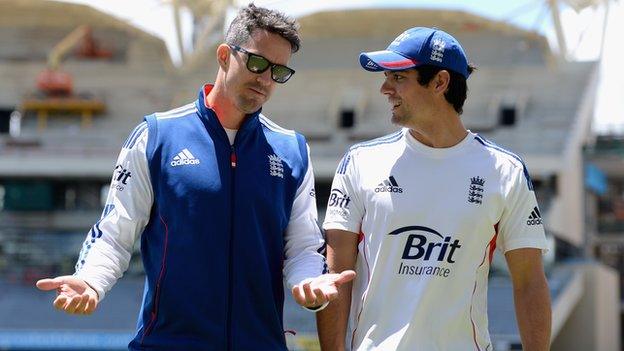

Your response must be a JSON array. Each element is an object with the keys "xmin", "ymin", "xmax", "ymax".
[{"xmin": 36, "ymin": 276, "xmax": 99, "ymax": 315}]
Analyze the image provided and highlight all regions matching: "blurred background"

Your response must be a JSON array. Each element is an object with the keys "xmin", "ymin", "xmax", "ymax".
[{"xmin": 0, "ymin": 0, "xmax": 622, "ymax": 350}]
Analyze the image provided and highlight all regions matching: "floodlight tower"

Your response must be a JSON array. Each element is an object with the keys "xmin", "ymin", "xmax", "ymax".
[
  {"xmin": 164, "ymin": 0, "xmax": 235, "ymax": 66},
  {"xmin": 547, "ymin": 0, "xmax": 611, "ymax": 60}
]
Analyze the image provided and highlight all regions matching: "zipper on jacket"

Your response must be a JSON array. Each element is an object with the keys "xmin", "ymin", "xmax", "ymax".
[
  {"xmin": 226, "ymin": 145, "xmax": 237, "ymax": 351},
  {"xmin": 230, "ymin": 148, "xmax": 237, "ymax": 168}
]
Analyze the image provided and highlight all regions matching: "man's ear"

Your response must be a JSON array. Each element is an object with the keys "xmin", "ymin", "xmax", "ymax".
[
  {"xmin": 434, "ymin": 70, "xmax": 451, "ymax": 95},
  {"xmin": 216, "ymin": 44, "xmax": 230, "ymax": 70}
]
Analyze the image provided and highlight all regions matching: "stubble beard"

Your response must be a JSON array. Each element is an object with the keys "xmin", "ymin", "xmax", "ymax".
[
  {"xmin": 391, "ymin": 110, "xmax": 411, "ymax": 127},
  {"xmin": 237, "ymin": 93, "xmax": 264, "ymax": 114}
]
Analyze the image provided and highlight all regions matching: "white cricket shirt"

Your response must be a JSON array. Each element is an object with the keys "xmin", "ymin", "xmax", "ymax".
[{"xmin": 323, "ymin": 129, "xmax": 547, "ymax": 351}]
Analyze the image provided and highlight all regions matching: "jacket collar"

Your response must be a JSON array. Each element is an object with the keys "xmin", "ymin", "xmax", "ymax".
[{"xmin": 196, "ymin": 84, "xmax": 262, "ymax": 139}]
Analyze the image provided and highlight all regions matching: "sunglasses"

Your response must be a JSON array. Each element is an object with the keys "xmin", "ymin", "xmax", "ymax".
[{"xmin": 229, "ymin": 44, "xmax": 295, "ymax": 84}]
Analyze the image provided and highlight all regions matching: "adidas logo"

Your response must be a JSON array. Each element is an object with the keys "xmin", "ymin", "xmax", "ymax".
[
  {"xmin": 527, "ymin": 206, "xmax": 543, "ymax": 226},
  {"xmin": 170, "ymin": 148, "xmax": 200, "ymax": 167},
  {"xmin": 375, "ymin": 176, "xmax": 403, "ymax": 193}
]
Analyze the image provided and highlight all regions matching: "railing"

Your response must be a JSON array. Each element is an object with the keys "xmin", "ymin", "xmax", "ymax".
[
  {"xmin": 593, "ymin": 123, "xmax": 624, "ymax": 138},
  {"xmin": 597, "ymin": 220, "xmax": 624, "ymax": 234},
  {"xmin": 0, "ymin": 229, "xmax": 143, "ymax": 284},
  {"xmin": 587, "ymin": 135, "xmax": 624, "ymax": 155}
]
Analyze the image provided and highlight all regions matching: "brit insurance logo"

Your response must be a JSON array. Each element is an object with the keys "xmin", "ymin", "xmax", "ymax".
[
  {"xmin": 364, "ymin": 59, "xmax": 380, "ymax": 70},
  {"xmin": 388, "ymin": 226, "xmax": 462, "ymax": 278},
  {"xmin": 111, "ymin": 165, "xmax": 131, "ymax": 191},
  {"xmin": 327, "ymin": 188, "xmax": 351, "ymax": 218},
  {"xmin": 328, "ymin": 188, "xmax": 351, "ymax": 208},
  {"xmin": 171, "ymin": 148, "xmax": 200, "ymax": 167},
  {"xmin": 375, "ymin": 175, "xmax": 403, "ymax": 193}
]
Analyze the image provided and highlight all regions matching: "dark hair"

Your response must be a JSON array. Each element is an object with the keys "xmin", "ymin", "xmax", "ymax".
[
  {"xmin": 414, "ymin": 63, "xmax": 477, "ymax": 114},
  {"xmin": 225, "ymin": 3, "xmax": 300, "ymax": 53}
]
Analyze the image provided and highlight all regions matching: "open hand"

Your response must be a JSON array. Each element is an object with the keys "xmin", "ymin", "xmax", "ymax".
[
  {"xmin": 292, "ymin": 270, "xmax": 356, "ymax": 308},
  {"xmin": 36, "ymin": 276, "xmax": 99, "ymax": 315}
]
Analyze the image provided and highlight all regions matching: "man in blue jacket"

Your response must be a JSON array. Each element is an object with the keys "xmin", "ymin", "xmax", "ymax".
[{"xmin": 36, "ymin": 4, "xmax": 354, "ymax": 350}]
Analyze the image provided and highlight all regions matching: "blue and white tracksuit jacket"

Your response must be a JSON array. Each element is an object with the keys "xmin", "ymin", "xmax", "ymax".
[{"xmin": 75, "ymin": 85, "xmax": 327, "ymax": 350}]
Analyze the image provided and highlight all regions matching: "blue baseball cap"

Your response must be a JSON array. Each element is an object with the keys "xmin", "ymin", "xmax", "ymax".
[{"xmin": 359, "ymin": 27, "xmax": 471, "ymax": 79}]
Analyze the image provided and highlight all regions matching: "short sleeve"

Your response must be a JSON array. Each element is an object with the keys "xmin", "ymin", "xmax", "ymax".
[
  {"xmin": 497, "ymin": 165, "xmax": 548, "ymax": 253},
  {"xmin": 322, "ymin": 151, "xmax": 365, "ymax": 234}
]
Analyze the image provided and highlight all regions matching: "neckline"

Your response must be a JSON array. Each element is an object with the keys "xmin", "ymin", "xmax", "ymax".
[{"xmin": 403, "ymin": 128, "xmax": 474, "ymax": 158}]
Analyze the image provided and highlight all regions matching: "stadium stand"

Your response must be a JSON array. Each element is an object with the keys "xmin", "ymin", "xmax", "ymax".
[{"xmin": 0, "ymin": 2, "xmax": 620, "ymax": 350}]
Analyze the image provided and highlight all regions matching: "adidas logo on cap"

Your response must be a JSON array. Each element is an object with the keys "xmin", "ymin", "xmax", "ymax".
[
  {"xmin": 375, "ymin": 176, "xmax": 403, "ymax": 193},
  {"xmin": 171, "ymin": 148, "xmax": 200, "ymax": 167},
  {"xmin": 527, "ymin": 206, "xmax": 543, "ymax": 226}
]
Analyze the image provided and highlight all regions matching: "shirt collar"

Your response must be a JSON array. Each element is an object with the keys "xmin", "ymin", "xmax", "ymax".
[{"xmin": 196, "ymin": 84, "xmax": 262, "ymax": 135}]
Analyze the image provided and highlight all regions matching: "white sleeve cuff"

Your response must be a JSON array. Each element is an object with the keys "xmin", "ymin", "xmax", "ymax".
[{"xmin": 74, "ymin": 272, "xmax": 106, "ymax": 301}]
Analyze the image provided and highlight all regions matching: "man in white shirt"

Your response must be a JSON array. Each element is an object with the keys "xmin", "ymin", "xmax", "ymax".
[{"xmin": 317, "ymin": 27, "xmax": 551, "ymax": 351}]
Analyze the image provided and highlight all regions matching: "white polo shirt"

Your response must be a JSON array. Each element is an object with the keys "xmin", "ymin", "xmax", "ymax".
[{"xmin": 323, "ymin": 129, "xmax": 547, "ymax": 351}]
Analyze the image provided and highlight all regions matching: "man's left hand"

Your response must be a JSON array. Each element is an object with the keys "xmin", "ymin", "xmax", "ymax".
[{"xmin": 291, "ymin": 270, "xmax": 356, "ymax": 309}]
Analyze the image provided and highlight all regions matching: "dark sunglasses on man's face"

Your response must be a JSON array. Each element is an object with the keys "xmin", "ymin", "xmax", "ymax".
[{"xmin": 228, "ymin": 44, "xmax": 295, "ymax": 84}]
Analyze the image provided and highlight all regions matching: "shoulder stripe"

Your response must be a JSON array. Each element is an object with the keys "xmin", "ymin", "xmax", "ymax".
[
  {"xmin": 474, "ymin": 135, "xmax": 534, "ymax": 191},
  {"xmin": 349, "ymin": 130, "xmax": 403, "ymax": 151},
  {"xmin": 156, "ymin": 107, "xmax": 198, "ymax": 120},
  {"xmin": 155, "ymin": 102, "xmax": 195, "ymax": 116},
  {"xmin": 259, "ymin": 114, "xmax": 296, "ymax": 136},
  {"xmin": 157, "ymin": 102, "xmax": 195, "ymax": 116},
  {"xmin": 155, "ymin": 103, "xmax": 197, "ymax": 120},
  {"xmin": 127, "ymin": 125, "xmax": 147, "ymax": 149},
  {"xmin": 337, "ymin": 153, "xmax": 351, "ymax": 175},
  {"xmin": 123, "ymin": 122, "xmax": 147, "ymax": 149},
  {"xmin": 474, "ymin": 135, "xmax": 523, "ymax": 163},
  {"xmin": 336, "ymin": 130, "xmax": 403, "ymax": 175}
]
